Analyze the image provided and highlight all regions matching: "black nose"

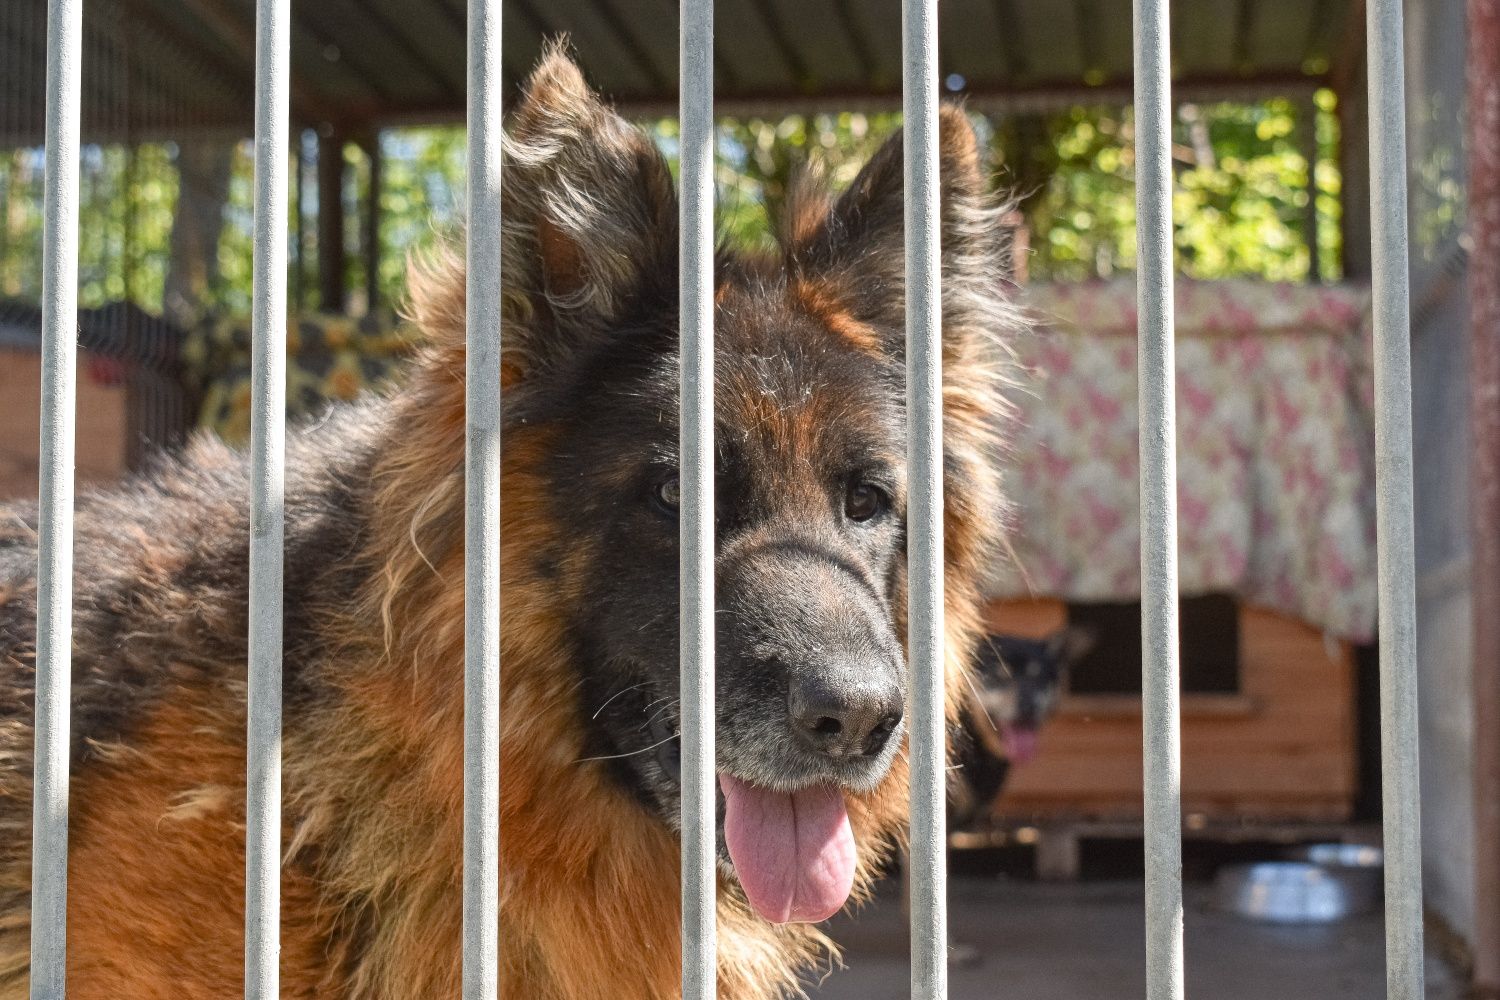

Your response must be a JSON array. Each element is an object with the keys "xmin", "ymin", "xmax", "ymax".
[{"xmin": 788, "ymin": 674, "xmax": 904, "ymax": 759}]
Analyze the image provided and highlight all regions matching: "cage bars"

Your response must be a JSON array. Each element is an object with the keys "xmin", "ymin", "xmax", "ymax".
[
  {"xmin": 23, "ymin": 3, "xmax": 1431, "ymax": 999},
  {"xmin": 29, "ymin": 0, "xmax": 83, "ymax": 996},
  {"xmin": 1365, "ymin": 0, "xmax": 1425, "ymax": 996},
  {"xmin": 244, "ymin": 0, "xmax": 291, "ymax": 998},
  {"xmin": 679, "ymin": 0, "xmax": 718, "ymax": 998},
  {"xmin": 462, "ymin": 0, "xmax": 504, "ymax": 996},
  {"xmin": 1131, "ymin": 0, "xmax": 1186, "ymax": 997},
  {"xmin": 901, "ymin": 1, "xmax": 948, "ymax": 997}
]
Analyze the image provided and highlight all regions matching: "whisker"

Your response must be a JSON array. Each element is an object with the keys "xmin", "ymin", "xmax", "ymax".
[
  {"xmin": 591, "ymin": 681, "xmax": 649, "ymax": 720},
  {"xmin": 962, "ymin": 672, "xmax": 1002, "ymax": 736},
  {"xmin": 574, "ymin": 731, "xmax": 680, "ymax": 766},
  {"xmin": 640, "ymin": 698, "xmax": 680, "ymax": 732},
  {"xmin": 633, "ymin": 609, "xmax": 673, "ymax": 634}
]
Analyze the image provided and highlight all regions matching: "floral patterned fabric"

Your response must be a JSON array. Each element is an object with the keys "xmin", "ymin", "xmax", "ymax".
[{"xmin": 987, "ymin": 278, "xmax": 1378, "ymax": 642}]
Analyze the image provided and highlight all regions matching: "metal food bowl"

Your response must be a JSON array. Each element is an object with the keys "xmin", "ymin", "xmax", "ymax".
[
  {"xmin": 1214, "ymin": 861, "xmax": 1380, "ymax": 924},
  {"xmin": 1288, "ymin": 842, "xmax": 1385, "ymax": 870}
]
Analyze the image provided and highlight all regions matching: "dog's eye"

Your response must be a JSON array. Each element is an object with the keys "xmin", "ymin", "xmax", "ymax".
[
  {"xmin": 652, "ymin": 474, "xmax": 681, "ymax": 516},
  {"xmin": 845, "ymin": 480, "xmax": 889, "ymax": 522}
]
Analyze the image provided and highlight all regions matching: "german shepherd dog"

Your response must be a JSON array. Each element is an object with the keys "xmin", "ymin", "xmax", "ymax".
[
  {"xmin": 0, "ymin": 53, "xmax": 1016, "ymax": 999},
  {"xmin": 949, "ymin": 628, "xmax": 1096, "ymax": 829}
]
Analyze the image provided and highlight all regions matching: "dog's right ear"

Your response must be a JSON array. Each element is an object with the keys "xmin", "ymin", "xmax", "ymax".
[
  {"xmin": 407, "ymin": 48, "xmax": 677, "ymax": 382},
  {"xmin": 1046, "ymin": 625, "xmax": 1098, "ymax": 667}
]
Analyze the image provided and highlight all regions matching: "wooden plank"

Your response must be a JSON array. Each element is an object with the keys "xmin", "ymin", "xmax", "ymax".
[{"xmin": 0, "ymin": 349, "xmax": 128, "ymax": 500}]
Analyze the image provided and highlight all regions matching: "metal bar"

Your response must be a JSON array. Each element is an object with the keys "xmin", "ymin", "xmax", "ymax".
[
  {"xmin": 1466, "ymin": 0, "xmax": 1500, "ymax": 988},
  {"xmin": 902, "ymin": 0, "xmax": 945, "ymax": 997},
  {"xmin": 245, "ymin": 0, "xmax": 290, "ymax": 992},
  {"xmin": 1132, "ymin": 0, "xmax": 1185, "ymax": 996},
  {"xmin": 1364, "ymin": 0, "xmax": 1425, "ymax": 996},
  {"xmin": 463, "ymin": 0, "xmax": 503, "ymax": 994},
  {"xmin": 30, "ymin": 0, "xmax": 83, "ymax": 995},
  {"xmin": 679, "ymin": 0, "xmax": 716, "ymax": 996}
]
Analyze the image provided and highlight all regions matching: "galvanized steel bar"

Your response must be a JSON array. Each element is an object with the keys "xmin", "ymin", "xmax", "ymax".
[
  {"xmin": 245, "ymin": 0, "xmax": 290, "ymax": 993},
  {"xmin": 679, "ymin": 0, "xmax": 717, "ymax": 996},
  {"xmin": 463, "ymin": 0, "xmax": 503, "ymax": 995},
  {"xmin": 902, "ymin": 0, "xmax": 945, "ymax": 996},
  {"xmin": 1466, "ymin": 0, "xmax": 1500, "ymax": 989},
  {"xmin": 1132, "ymin": 0, "xmax": 1185, "ymax": 996},
  {"xmin": 30, "ymin": 0, "xmax": 83, "ymax": 995},
  {"xmin": 1365, "ymin": 0, "xmax": 1425, "ymax": 995}
]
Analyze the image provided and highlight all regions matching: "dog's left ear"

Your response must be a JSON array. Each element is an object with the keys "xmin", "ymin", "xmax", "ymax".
[
  {"xmin": 782, "ymin": 107, "xmax": 1013, "ymax": 356},
  {"xmin": 1045, "ymin": 625, "xmax": 1098, "ymax": 667}
]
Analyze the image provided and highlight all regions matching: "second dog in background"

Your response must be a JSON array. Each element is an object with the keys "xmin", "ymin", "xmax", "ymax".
[{"xmin": 950, "ymin": 627, "xmax": 1097, "ymax": 828}]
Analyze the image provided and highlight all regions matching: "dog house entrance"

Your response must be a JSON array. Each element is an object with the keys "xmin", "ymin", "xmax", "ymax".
[{"xmin": 1066, "ymin": 594, "xmax": 1241, "ymax": 696}]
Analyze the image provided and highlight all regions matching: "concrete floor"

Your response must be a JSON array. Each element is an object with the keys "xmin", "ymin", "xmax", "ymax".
[{"xmin": 806, "ymin": 878, "xmax": 1467, "ymax": 999}]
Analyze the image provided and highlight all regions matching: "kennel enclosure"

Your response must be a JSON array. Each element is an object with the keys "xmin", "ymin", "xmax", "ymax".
[{"xmin": 14, "ymin": 0, "xmax": 1464, "ymax": 998}]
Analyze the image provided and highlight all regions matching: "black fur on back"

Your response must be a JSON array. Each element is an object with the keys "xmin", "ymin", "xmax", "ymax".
[{"xmin": 0, "ymin": 404, "xmax": 386, "ymax": 954}]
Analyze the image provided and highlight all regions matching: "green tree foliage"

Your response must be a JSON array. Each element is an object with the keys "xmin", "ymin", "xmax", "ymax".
[
  {"xmin": 1, "ymin": 143, "xmax": 178, "ymax": 309},
  {"xmin": 1019, "ymin": 92, "xmax": 1342, "ymax": 281},
  {"xmin": 0, "ymin": 94, "xmax": 1343, "ymax": 320},
  {"xmin": 375, "ymin": 128, "xmax": 468, "ymax": 305}
]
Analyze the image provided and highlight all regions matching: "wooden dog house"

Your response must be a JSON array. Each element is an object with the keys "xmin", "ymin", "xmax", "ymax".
[
  {"xmin": 0, "ymin": 303, "xmax": 191, "ymax": 501},
  {"xmin": 986, "ymin": 598, "xmax": 1357, "ymax": 825},
  {"xmin": 974, "ymin": 280, "xmax": 1377, "ymax": 875}
]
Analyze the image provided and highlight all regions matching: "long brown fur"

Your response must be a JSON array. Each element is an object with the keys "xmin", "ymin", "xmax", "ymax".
[{"xmin": 0, "ymin": 49, "xmax": 1016, "ymax": 999}]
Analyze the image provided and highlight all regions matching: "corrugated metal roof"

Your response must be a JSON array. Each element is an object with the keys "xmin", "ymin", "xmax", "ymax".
[{"xmin": 0, "ymin": 0, "xmax": 1354, "ymax": 142}]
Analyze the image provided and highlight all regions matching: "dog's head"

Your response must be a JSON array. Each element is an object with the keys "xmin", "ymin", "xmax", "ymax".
[
  {"xmin": 408, "ymin": 51, "xmax": 1016, "ymax": 925},
  {"xmin": 971, "ymin": 627, "xmax": 1096, "ymax": 764}
]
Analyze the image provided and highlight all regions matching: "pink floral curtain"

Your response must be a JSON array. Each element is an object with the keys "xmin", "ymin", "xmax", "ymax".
[{"xmin": 987, "ymin": 279, "xmax": 1378, "ymax": 642}]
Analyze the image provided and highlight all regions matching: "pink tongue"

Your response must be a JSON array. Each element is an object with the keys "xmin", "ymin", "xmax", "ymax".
[
  {"xmin": 719, "ymin": 774, "xmax": 856, "ymax": 924},
  {"xmin": 1001, "ymin": 724, "xmax": 1041, "ymax": 764}
]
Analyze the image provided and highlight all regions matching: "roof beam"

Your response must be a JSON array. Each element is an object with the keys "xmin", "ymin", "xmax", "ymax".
[
  {"xmin": 352, "ymin": 0, "xmax": 465, "ymax": 101},
  {"xmin": 830, "ymin": 0, "xmax": 879, "ymax": 89},
  {"xmin": 373, "ymin": 69, "xmax": 1329, "ymax": 126},
  {"xmin": 173, "ymin": 0, "xmax": 344, "ymax": 124},
  {"xmin": 1232, "ymin": 0, "xmax": 1257, "ymax": 72},
  {"xmin": 510, "ymin": 0, "xmax": 559, "ymax": 46},
  {"xmin": 586, "ymin": 0, "xmax": 671, "ymax": 93},
  {"xmin": 289, "ymin": 3, "xmax": 403, "ymax": 106},
  {"xmin": 1304, "ymin": 0, "xmax": 1340, "ymax": 70},
  {"xmin": 1073, "ymin": 0, "xmax": 1104, "ymax": 82},
  {"xmin": 711, "ymin": 38, "xmax": 744, "ymax": 94},
  {"xmin": 118, "ymin": 24, "xmax": 247, "ymax": 131},
  {"xmin": 122, "ymin": 0, "xmax": 253, "ymax": 104},
  {"xmin": 746, "ymin": 0, "xmax": 810, "ymax": 91},
  {"xmin": 428, "ymin": 0, "xmax": 520, "ymax": 95},
  {"xmin": 431, "ymin": 0, "xmax": 467, "ymax": 39},
  {"xmin": 1330, "ymin": 0, "xmax": 1366, "ymax": 97},
  {"xmin": 990, "ymin": 0, "xmax": 1031, "ymax": 81}
]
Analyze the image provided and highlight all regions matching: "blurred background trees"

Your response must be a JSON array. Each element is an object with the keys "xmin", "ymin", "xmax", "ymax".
[{"xmin": 0, "ymin": 92, "xmax": 1342, "ymax": 319}]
